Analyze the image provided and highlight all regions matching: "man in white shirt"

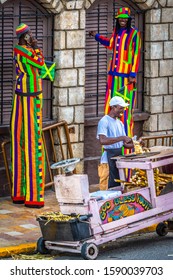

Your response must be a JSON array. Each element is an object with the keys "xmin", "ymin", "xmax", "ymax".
[{"xmin": 97, "ymin": 96, "xmax": 134, "ymax": 188}]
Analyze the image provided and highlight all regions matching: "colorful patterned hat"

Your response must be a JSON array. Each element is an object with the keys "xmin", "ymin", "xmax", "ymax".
[
  {"xmin": 116, "ymin": 7, "xmax": 131, "ymax": 18},
  {"xmin": 16, "ymin": 23, "xmax": 30, "ymax": 39}
]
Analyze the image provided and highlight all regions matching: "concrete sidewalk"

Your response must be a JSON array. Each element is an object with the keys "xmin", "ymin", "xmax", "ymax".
[
  {"xmin": 0, "ymin": 184, "xmax": 100, "ymax": 258},
  {"xmin": 0, "ymin": 189, "xmax": 59, "ymax": 258}
]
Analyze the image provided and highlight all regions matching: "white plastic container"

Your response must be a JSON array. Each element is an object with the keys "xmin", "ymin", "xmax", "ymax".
[{"xmin": 90, "ymin": 190, "xmax": 122, "ymax": 200}]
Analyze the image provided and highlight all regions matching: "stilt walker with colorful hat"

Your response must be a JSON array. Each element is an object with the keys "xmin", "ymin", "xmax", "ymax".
[
  {"xmin": 89, "ymin": 7, "xmax": 141, "ymax": 181},
  {"xmin": 11, "ymin": 23, "xmax": 46, "ymax": 208}
]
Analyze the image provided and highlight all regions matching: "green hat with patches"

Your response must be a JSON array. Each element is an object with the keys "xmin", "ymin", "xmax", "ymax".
[{"xmin": 116, "ymin": 7, "xmax": 131, "ymax": 19}]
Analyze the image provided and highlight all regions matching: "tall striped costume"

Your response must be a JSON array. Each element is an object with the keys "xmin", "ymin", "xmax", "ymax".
[
  {"xmin": 95, "ymin": 26, "xmax": 141, "ymax": 141},
  {"xmin": 11, "ymin": 43, "xmax": 45, "ymax": 207}
]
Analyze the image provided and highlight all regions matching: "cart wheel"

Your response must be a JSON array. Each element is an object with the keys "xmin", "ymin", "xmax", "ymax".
[
  {"xmin": 37, "ymin": 237, "xmax": 49, "ymax": 254},
  {"xmin": 156, "ymin": 223, "xmax": 168, "ymax": 236},
  {"xmin": 81, "ymin": 243, "xmax": 99, "ymax": 260}
]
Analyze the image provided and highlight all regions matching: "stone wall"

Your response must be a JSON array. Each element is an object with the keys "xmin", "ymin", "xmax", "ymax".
[
  {"xmin": 52, "ymin": 1, "xmax": 86, "ymax": 173},
  {"xmin": 141, "ymin": 0, "xmax": 173, "ymax": 136}
]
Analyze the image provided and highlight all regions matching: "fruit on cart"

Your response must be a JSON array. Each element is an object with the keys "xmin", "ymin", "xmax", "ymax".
[
  {"xmin": 37, "ymin": 211, "xmax": 80, "ymax": 222},
  {"xmin": 115, "ymin": 168, "xmax": 173, "ymax": 195},
  {"xmin": 133, "ymin": 140, "xmax": 150, "ymax": 154}
]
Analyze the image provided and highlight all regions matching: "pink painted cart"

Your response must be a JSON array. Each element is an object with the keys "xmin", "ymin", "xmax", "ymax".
[{"xmin": 37, "ymin": 151, "xmax": 173, "ymax": 259}]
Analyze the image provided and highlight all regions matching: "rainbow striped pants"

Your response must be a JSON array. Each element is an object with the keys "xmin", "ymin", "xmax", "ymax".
[
  {"xmin": 104, "ymin": 75, "xmax": 137, "ymax": 180},
  {"xmin": 10, "ymin": 93, "xmax": 45, "ymax": 207},
  {"xmin": 105, "ymin": 75, "xmax": 137, "ymax": 138}
]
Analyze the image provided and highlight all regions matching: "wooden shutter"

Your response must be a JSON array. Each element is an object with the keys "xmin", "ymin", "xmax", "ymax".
[
  {"xmin": 0, "ymin": 4, "xmax": 14, "ymax": 125},
  {"xmin": 85, "ymin": 2, "xmax": 109, "ymax": 118},
  {"xmin": 85, "ymin": 0, "xmax": 144, "ymax": 118},
  {"xmin": 0, "ymin": 0, "xmax": 53, "ymax": 126}
]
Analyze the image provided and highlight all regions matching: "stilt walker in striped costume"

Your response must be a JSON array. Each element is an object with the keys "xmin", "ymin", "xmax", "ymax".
[
  {"xmin": 89, "ymin": 7, "xmax": 141, "ymax": 184},
  {"xmin": 90, "ymin": 7, "xmax": 141, "ymax": 140},
  {"xmin": 11, "ymin": 23, "xmax": 45, "ymax": 208}
]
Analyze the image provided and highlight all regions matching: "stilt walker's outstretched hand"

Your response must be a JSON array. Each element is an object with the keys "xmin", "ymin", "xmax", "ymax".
[{"xmin": 89, "ymin": 31, "xmax": 97, "ymax": 37}]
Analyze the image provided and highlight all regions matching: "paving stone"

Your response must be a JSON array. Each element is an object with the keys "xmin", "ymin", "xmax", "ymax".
[
  {"xmin": 19, "ymin": 224, "xmax": 38, "ymax": 229},
  {"xmin": 0, "ymin": 210, "xmax": 13, "ymax": 214},
  {"xmin": 0, "ymin": 190, "xmax": 59, "ymax": 253},
  {"xmin": 5, "ymin": 231, "xmax": 24, "ymax": 237}
]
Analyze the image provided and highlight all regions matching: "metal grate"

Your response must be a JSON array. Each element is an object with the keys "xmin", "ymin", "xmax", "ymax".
[
  {"xmin": 0, "ymin": 0, "xmax": 54, "ymax": 126},
  {"xmin": 85, "ymin": 0, "xmax": 144, "ymax": 118}
]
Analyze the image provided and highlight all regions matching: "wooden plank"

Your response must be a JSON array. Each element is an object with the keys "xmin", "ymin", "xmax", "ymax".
[
  {"xmin": 151, "ymin": 157, "xmax": 173, "ymax": 168},
  {"xmin": 156, "ymin": 192, "xmax": 173, "ymax": 207},
  {"xmin": 116, "ymin": 160, "xmax": 152, "ymax": 170},
  {"xmin": 91, "ymin": 211, "xmax": 173, "ymax": 246}
]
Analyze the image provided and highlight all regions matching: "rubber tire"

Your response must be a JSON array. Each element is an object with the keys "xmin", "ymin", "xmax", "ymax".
[
  {"xmin": 156, "ymin": 223, "xmax": 168, "ymax": 236},
  {"xmin": 81, "ymin": 243, "xmax": 99, "ymax": 260},
  {"xmin": 37, "ymin": 237, "xmax": 49, "ymax": 254}
]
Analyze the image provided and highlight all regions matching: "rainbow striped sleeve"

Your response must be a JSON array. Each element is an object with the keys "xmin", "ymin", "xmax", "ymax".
[
  {"xmin": 129, "ymin": 30, "xmax": 141, "ymax": 77},
  {"xmin": 95, "ymin": 30, "xmax": 115, "ymax": 50},
  {"xmin": 14, "ymin": 45, "xmax": 44, "ymax": 69},
  {"xmin": 27, "ymin": 48, "xmax": 44, "ymax": 69}
]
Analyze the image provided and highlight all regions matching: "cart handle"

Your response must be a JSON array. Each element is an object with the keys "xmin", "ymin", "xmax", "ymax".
[{"xmin": 78, "ymin": 214, "xmax": 93, "ymax": 221}]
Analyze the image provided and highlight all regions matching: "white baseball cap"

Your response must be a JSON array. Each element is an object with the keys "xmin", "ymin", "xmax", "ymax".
[{"xmin": 109, "ymin": 96, "xmax": 129, "ymax": 107}]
